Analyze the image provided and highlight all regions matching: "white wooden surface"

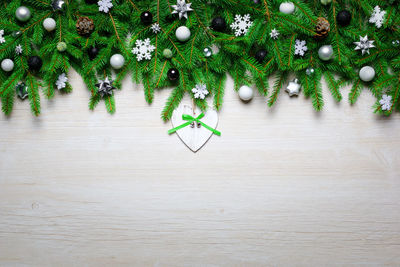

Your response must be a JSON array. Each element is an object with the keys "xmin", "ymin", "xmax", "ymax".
[{"xmin": 0, "ymin": 70, "xmax": 400, "ymax": 266}]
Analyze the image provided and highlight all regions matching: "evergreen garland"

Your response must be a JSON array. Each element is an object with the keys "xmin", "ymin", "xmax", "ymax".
[{"xmin": 0, "ymin": 0, "xmax": 399, "ymax": 120}]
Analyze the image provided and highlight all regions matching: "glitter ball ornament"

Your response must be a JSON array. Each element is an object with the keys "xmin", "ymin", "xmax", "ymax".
[
  {"xmin": 175, "ymin": 26, "xmax": 191, "ymax": 42},
  {"xmin": 359, "ymin": 66, "xmax": 375, "ymax": 82},
  {"xmin": 336, "ymin": 10, "xmax": 351, "ymax": 27},
  {"xmin": 203, "ymin": 47, "xmax": 212, "ymax": 57},
  {"xmin": 318, "ymin": 45, "xmax": 333, "ymax": 61},
  {"xmin": 1, "ymin": 59, "xmax": 14, "ymax": 72},
  {"xmin": 43, "ymin": 18, "xmax": 56, "ymax": 31},
  {"xmin": 167, "ymin": 68, "xmax": 179, "ymax": 81},
  {"xmin": 16, "ymin": 6, "xmax": 31, "ymax": 22},
  {"xmin": 57, "ymin": 42, "xmax": 67, "ymax": 52},
  {"xmin": 163, "ymin": 49, "xmax": 173, "ymax": 59}
]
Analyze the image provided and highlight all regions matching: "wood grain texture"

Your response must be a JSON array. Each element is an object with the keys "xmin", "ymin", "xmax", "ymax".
[{"xmin": 0, "ymin": 70, "xmax": 400, "ymax": 267}]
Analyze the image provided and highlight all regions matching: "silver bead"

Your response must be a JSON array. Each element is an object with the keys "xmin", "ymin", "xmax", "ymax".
[
  {"xmin": 306, "ymin": 68, "xmax": 315, "ymax": 76},
  {"xmin": 15, "ymin": 6, "xmax": 31, "ymax": 22},
  {"xmin": 318, "ymin": 45, "xmax": 334, "ymax": 61},
  {"xmin": 203, "ymin": 47, "xmax": 212, "ymax": 57}
]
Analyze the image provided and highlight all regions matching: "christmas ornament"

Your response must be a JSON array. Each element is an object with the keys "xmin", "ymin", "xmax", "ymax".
[
  {"xmin": 369, "ymin": 6, "xmax": 386, "ymax": 28},
  {"xmin": 238, "ymin": 85, "xmax": 254, "ymax": 101},
  {"xmin": 379, "ymin": 95, "xmax": 393, "ymax": 111},
  {"xmin": 56, "ymin": 73, "xmax": 68, "ymax": 90},
  {"xmin": 203, "ymin": 47, "xmax": 212, "ymax": 57},
  {"xmin": 315, "ymin": 17, "xmax": 330, "ymax": 39},
  {"xmin": 98, "ymin": 0, "xmax": 113, "ymax": 13},
  {"xmin": 167, "ymin": 68, "xmax": 179, "ymax": 81},
  {"xmin": 57, "ymin": 41, "xmax": 67, "ymax": 52},
  {"xmin": 318, "ymin": 45, "xmax": 333, "ymax": 61},
  {"xmin": 279, "ymin": 2, "xmax": 295, "ymax": 14},
  {"xmin": 171, "ymin": 0, "xmax": 193, "ymax": 20},
  {"xmin": 27, "ymin": 56, "xmax": 43, "ymax": 71},
  {"xmin": 306, "ymin": 68, "xmax": 315, "ymax": 76},
  {"xmin": 354, "ymin": 35, "xmax": 375, "ymax": 55},
  {"xmin": 151, "ymin": 23, "xmax": 161, "ymax": 34},
  {"xmin": 175, "ymin": 26, "xmax": 191, "ymax": 42},
  {"xmin": 132, "ymin": 38, "xmax": 156, "ymax": 61},
  {"xmin": 51, "ymin": 0, "xmax": 65, "ymax": 11},
  {"xmin": 255, "ymin": 49, "xmax": 267, "ymax": 63},
  {"xmin": 163, "ymin": 49, "xmax": 173, "ymax": 59},
  {"xmin": 16, "ymin": 82, "xmax": 28, "ymax": 100},
  {"xmin": 211, "ymin": 17, "xmax": 226, "ymax": 32},
  {"xmin": 392, "ymin": 40, "xmax": 400, "ymax": 47},
  {"xmin": 76, "ymin": 17, "xmax": 95, "ymax": 36},
  {"xmin": 270, "ymin": 28, "xmax": 279, "ymax": 39},
  {"xmin": 85, "ymin": 0, "xmax": 97, "ymax": 3},
  {"xmin": 15, "ymin": 44, "xmax": 23, "ymax": 55},
  {"xmin": 170, "ymin": 104, "xmax": 219, "ymax": 152},
  {"xmin": 110, "ymin": 54, "xmax": 125, "ymax": 69},
  {"xmin": 294, "ymin": 39, "xmax": 308, "ymax": 56},
  {"xmin": 286, "ymin": 79, "xmax": 301, "ymax": 96},
  {"xmin": 0, "ymin": 30, "xmax": 5, "ymax": 44},
  {"xmin": 336, "ymin": 10, "xmax": 351, "ymax": 27},
  {"xmin": 192, "ymin": 84, "xmax": 209, "ymax": 99},
  {"xmin": 43, "ymin": 18, "xmax": 57, "ymax": 31},
  {"xmin": 12, "ymin": 31, "xmax": 22, "ymax": 38},
  {"xmin": 359, "ymin": 66, "xmax": 375, "ymax": 82},
  {"xmin": 15, "ymin": 6, "xmax": 31, "ymax": 22},
  {"xmin": 230, "ymin": 14, "xmax": 253, "ymax": 37},
  {"xmin": 320, "ymin": 0, "xmax": 332, "ymax": 5},
  {"xmin": 140, "ymin": 11, "xmax": 153, "ymax": 25},
  {"xmin": 1, "ymin": 59, "xmax": 14, "ymax": 72},
  {"xmin": 88, "ymin": 46, "xmax": 99, "ymax": 60},
  {"xmin": 96, "ymin": 77, "xmax": 115, "ymax": 97}
]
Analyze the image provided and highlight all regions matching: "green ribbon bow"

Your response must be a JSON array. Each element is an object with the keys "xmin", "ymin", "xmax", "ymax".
[{"xmin": 168, "ymin": 113, "xmax": 221, "ymax": 136}]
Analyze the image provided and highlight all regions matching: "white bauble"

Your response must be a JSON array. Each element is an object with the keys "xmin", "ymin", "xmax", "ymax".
[
  {"xmin": 175, "ymin": 26, "xmax": 191, "ymax": 42},
  {"xmin": 279, "ymin": 2, "xmax": 295, "ymax": 14},
  {"xmin": 110, "ymin": 54, "xmax": 125, "ymax": 69},
  {"xmin": 43, "ymin": 18, "xmax": 56, "ymax": 32},
  {"xmin": 238, "ymin": 85, "xmax": 254, "ymax": 101},
  {"xmin": 318, "ymin": 45, "xmax": 334, "ymax": 61},
  {"xmin": 1, "ymin": 59, "xmax": 14, "ymax": 72},
  {"xmin": 15, "ymin": 6, "xmax": 31, "ymax": 22},
  {"xmin": 359, "ymin": 66, "xmax": 375, "ymax": 82}
]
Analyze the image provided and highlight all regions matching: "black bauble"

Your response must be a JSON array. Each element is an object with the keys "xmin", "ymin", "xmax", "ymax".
[
  {"xmin": 211, "ymin": 17, "xmax": 227, "ymax": 32},
  {"xmin": 85, "ymin": 0, "xmax": 97, "ymax": 3},
  {"xmin": 167, "ymin": 68, "xmax": 179, "ymax": 81},
  {"xmin": 27, "ymin": 56, "xmax": 43, "ymax": 71},
  {"xmin": 141, "ymin": 11, "xmax": 153, "ymax": 25},
  {"xmin": 336, "ymin": 10, "xmax": 351, "ymax": 27},
  {"xmin": 88, "ymin": 46, "xmax": 99, "ymax": 60},
  {"xmin": 255, "ymin": 49, "xmax": 267, "ymax": 63}
]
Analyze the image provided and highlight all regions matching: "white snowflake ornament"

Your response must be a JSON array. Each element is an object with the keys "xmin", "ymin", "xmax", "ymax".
[
  {"xmin": 0, "ymin": 29, "xmax": 5, "ymax": 44},
  {"xmin": 192, "ymin": 84, "xmax": 209, "ymax": 99},
  {"xmin": 369, "ymin": 6, "xmax": 386, "ymax": 29},
  {"xmin": 379, "ymin": 94, "xmax": 393, "ymax": 111},
  {"xmin": 354, "ymin": 35, "xmax": 375, "ymax": 55},
  {"xmin": 230, "ymin": 14, "xmax": 253, "ymax": 37},
  {"xmin": 98, "ymin": 0, "xmax": 113, "ymax": 13},
  {"xmin": 132, "ymin": 38, "xmax": 156, "ymax": 62},
  {"xmin": 15, "ymin": 44, "xmax": 23, "ymax": 55},
  {"xmin": 151, "ymin": 23, "xmax": 161, "ymax": 34},
  {"xmin": 56, "ymin": 73, "xmax": 68, "ymax": 90},
  {"xmin": 294, "ymin": 39, "xmax": 308, "ymax": 56},
  {"xmin": 270, "ymin": 28, "xmax": 279, "ymax": 40},
  {"xmin": 171, "ymin": 0, "xmax": 193, "ymax": 20}
]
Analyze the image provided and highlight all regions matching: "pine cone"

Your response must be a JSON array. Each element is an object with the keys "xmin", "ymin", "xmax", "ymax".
[
  {"xmin": 315, "ymin": 17, "xmax": 330, "ymax": 40},
  {"xmin": 76, "ymin": 16, "xmax": 95, "ymax": 36}
]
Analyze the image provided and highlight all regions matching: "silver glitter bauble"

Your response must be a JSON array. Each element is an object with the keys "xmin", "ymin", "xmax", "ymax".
[
  {"xmin": 163, "ymin": 49, "xmax": 173, "ymax": 59},
  {"xmin": 51, "ymin": 0, "xmax": 65, "ymax": 11},
  {"xmin": 318, "ymin": 45, "xmax": 334, "ymax": 61},
  {"xmin": 306, "ymin": 68, "xmax": 315, "ymax": 76},
  {"xmin": 320, "ymin": 0, "xmax": 332, "ymax": 5},
  {"xmin": 57, "ymin": 42, "xmax": 67, "ymax": 52},
  {"xmin": 203, "ymin": 47, "xmax": 212, "ymax": 57},
  {"xmin": 16, "ymin": 6, "xmax": 31, "ymax": 22}
]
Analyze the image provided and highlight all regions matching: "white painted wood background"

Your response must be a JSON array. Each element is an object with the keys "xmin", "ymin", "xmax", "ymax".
[{"xmin": 0, "ymin": 70, "xmax": 399, "ymax": 266}]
